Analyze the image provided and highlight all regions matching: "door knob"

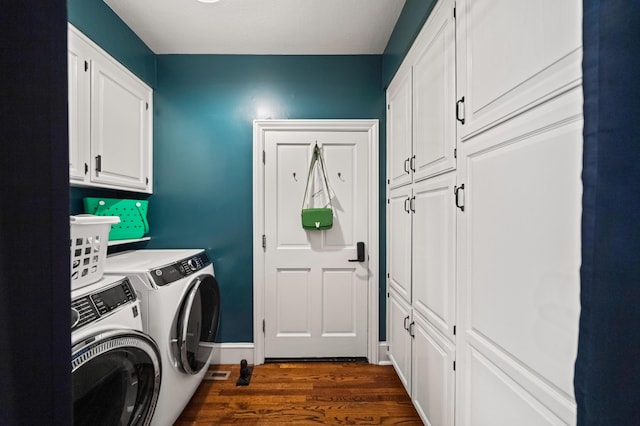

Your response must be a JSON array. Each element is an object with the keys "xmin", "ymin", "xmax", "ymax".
[{"xmin": 348, "ymin": 242, "xmax": 365, "ymax": 262}]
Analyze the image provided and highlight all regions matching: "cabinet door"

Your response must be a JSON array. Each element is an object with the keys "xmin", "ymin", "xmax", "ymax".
[
  {"xmin": 455, "ymin": 89, "xmax": 582, "ymax": 425},
  {"xmin": 412, "ymin": 172, "xmax": 456, "ymax": 341},
  {"xmin": 455, "ymin": 0, "xmax": 582, "ymax": 140},
  {"xmin": 412, "ymin": 0, "xmax": 457, "ymax": 181},
  {"xmin": 387, "ymin": 67, "xmax": 412, "ymax": 189},
  {"xmin": 68, "ymin": 29, "xmax": 91, "ymax": 183},
  {"xmin": 412, "ymin": 312, "xmax": 456, "ymax": 426},
  {"xmin": 387, "ymin": 289, "xmax": 412, "ymax": 394},
  {"xmin": 90, "ymin": 54, "xmax": 152, "ymax": 192},
  {"xmin": 387, "ymin": 184, "xmax": 413, "ymax": 302}
]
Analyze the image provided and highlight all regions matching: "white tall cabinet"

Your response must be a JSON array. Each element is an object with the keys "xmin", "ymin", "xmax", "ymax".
[
  {"xmin": 386, "ymin": 0, "xmax": 582, "ymax": 424},
  {"xmin": 386, "ymin": 0, "xmax": 457, "ymax": 425},
  {"xmin": 68, "ymin": 24, "xmax": 153, "ymax": 193}
]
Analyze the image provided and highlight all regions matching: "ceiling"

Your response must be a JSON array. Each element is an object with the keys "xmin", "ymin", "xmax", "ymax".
[{"xmin": 103, "ymin": 0, "xmax": 406, "ymax": 55}]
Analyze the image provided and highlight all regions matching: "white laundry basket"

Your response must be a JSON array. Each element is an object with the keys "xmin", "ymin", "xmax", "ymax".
[{"xmin": 70, "ymin": 215, "xmax": 120, "ymax": 289}]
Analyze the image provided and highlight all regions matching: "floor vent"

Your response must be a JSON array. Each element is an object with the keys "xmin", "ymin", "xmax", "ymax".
[{"xmin": 204, "ymin": 370, "xmax": 231, "ymax": 381}]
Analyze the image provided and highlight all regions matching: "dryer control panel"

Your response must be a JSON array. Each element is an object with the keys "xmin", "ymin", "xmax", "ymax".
[{"xmin": 149, "ymin": 251, "xmax": 212, "ymax": 287}]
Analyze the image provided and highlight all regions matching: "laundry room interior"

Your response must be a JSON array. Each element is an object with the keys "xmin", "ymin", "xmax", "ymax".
[{"xmin": 2, "ymin": 0, "xmax": 640, "ymax": 425}]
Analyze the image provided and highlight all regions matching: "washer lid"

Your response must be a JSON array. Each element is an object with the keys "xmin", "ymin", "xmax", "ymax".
[{"xmin": 105, "ymin": 249, "xmax": 205, "ymax": 273}]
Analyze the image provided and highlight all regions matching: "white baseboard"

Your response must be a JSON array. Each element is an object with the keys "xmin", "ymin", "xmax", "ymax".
[
  {"xmin": 203, "ymin": 342, "xmax": 255, "ymax": 365},
  {"xmin": 378, "ymin": 341, "xmax": 390, "ymax": 365},
  {"xmin": 203, "ymin": 341, "xmax": 389, "ymax": 366}
]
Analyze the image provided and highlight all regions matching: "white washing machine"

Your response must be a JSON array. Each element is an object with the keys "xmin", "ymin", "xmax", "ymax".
[
  {"xmin": 104, "ymin": 249, "xmax": 221, "ymax": 426},
  {"xmin": 71, "ymin": 275, "xmax": 161, "ymax": 426}
]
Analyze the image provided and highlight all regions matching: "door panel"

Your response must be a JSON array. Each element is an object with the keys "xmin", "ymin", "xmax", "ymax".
[
  {"xmin": 388, "ymin": 289, "xmax": 412, "ymax": 394},
  {"xmin": 456, "ymin": 0, "xmax": 582, "ymax": 139},
  {"xmin": 387, "ymin": 184, "xmax": 412, "ymax": 303},
  {"xmin": 413, "ymin": 0, "xmax": 457, "ymax": 180},
  {"xmin": 412, "ymin": 313, "xmax": 455, "ymax": 426},
  {"xmin": 456, "ymin": 89, "xmax": 582, "ymax": 424},
  {"xmin": 264, "ymin": 129, "xmax": 369, "ymax": 358},
  {"xmin": 387, "ymin": 69, "xmax": 413, "ymax": 188},
  {"xmin": 412, "ymin": 172, "xmax": 456, "ymax": 341},
  {"xmin": 91, "ymin": 56, "xmax": 150, "ymax": 190}
]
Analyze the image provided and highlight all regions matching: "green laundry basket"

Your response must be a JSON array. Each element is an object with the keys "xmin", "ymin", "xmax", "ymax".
[{"xmin": 83, "ymin": 197, "xmax": 149, "ymax": 240}]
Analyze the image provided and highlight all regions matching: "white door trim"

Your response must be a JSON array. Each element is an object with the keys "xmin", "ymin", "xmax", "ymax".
[{"xmin": 253, "ymin": 119, "xmax": 379, "ymax": 365}]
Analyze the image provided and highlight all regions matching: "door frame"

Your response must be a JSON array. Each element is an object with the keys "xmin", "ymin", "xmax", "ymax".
[{"xmin": 253, "ymin": 119, "xmax": 379, "ymax": 365}]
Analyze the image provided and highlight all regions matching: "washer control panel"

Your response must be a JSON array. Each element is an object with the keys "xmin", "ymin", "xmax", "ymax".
[
  {"xmin": 149, "ymin": 251, "xmax": 212, "ymax": 287},
  {"xmin": 71, "ymin": 278, "xmax": 136, "ymax": 332}
]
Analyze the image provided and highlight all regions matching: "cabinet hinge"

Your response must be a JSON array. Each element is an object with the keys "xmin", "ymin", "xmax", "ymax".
[
  {"xmin": 262, "ymin": 150, "xmax": 265, "ymax": 164},
  {"xmin": 453, "ymin": 4, "xmax": 456, "ymax": 19},
  {"xmin": 387, "ymin": 179, "xmax": 390, "ymax": 185},
  {"xmin": 454, "ymin": 148, "xmax": 457, "ymax": 159},
  {"xmin": 262, "ymin": 319, "xmax": 265, "ymax": 333},
  {"xmin": 84, "ymin": 163, "xmax": 88, "ymax": 175},
  {"xmin": 387, "ymin": 198, "xmax": 390, "ymax": 204},
  {"xmin": 453, "ymin": 325, "xmax": 457, "ymax": 335},
  {"xmin": 453, "ymin": 361, "xmax": 456, "ymax": 371},
  {"xmin": 146, "ymin": 177, "xmax": 149, "ymax": 185},
  {"xmin": 454, "ymin": 183, "xmax": 465, "ymax": 212},
  {"xmin": 84, "ymin": 60, "xmax": 88, "ymax": 72},
  {"xmin": 387, "ymin": 104, "xmax": 391, "ymax": 110},
  {"xmin": 145, "ymin": 102, "xmax": 149, "ymax": 111},
  {"xmin": 387, "ymin": 273, "xmax": 390, "ymax": 279},
  {"xmin": 262, "ymin": 234, "xmax": 266, "ymax": 249},
  {"xmin": 95, "ymin": 155, "xmax": 102, "ymax": 173}
]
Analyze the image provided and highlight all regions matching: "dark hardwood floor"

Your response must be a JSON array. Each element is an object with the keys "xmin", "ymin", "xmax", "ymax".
[{"xmin": 175, "ymin": 362, "xmax": 423, "ymax": 425}]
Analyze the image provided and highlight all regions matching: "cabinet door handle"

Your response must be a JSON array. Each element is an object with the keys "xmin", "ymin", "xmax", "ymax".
[
  {"xmin": 454, "ymin": 184, "xmax": 465, "ymax": 212},
  {"xmin": 404, "ymin": 197, "xmax": 410, "ymax": 213},
  {"xmin": 456, "ymin": 96, "xmax": 466, "ymax": 125},
  {"xmin": 403, "ymin": 316, "xmax": 410, "ymax": 331},
  {"xmin": 409, "ymin": 321, "xmax": 415, "ymax": 338},
  {"xmin": 95, "ymin": 155, "xmax": 102, "ymax": 173},
  {"xmin": 410, "ymin": 196, "xmax": 416, "ymax": 213},
  {"xmin": 410, "ymin": 155, "xmax": 416, "ymax": 173},
  {"xmin": 404, "ymin": 158, "xmax": 410, "ymax": 174}
]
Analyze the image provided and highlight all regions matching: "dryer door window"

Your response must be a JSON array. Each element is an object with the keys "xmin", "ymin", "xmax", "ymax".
[
  {"xmin": 177, "ymin": 275, "xmax": 221, "ymax": 375},
  {"xmin": 72, "ymin": 330, "xmax": 161, "ymax": 426}
]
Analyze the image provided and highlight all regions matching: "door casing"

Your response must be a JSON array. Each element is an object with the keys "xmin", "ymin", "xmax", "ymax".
[{"xmin": 253, "ymin": 119, "xmax": 380, "ymax": 365}]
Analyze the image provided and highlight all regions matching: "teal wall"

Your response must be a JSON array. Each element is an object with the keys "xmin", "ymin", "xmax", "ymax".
[
  {"xmin": 68, "ymin": 0, "xmax": 433, "ymax": 344},
  {"xmin": 382, "ymin": 0, "xmax": 437, "ymax": 87},
  {"xmin": 152, "ymin": 55, "xmax": 384, "ymax": 342},
  {"xmin": 67, "ymin": 0, "xmax": 156, "ymax": 86}
]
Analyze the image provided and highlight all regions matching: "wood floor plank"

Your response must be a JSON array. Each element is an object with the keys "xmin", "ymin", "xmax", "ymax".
[{"xmin": 175, "ymin": 362, "xmax": 422, "ymax": 425}]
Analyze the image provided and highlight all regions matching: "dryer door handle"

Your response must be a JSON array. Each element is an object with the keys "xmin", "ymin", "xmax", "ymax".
[{"xmin": 177, "ymin": 277, "xmax": 203, "ymax": 375}]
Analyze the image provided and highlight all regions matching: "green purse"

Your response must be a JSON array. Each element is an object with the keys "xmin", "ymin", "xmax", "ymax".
[{"xmin": 301, "ymin": 144, "xmax": 333, "ymax": 230}]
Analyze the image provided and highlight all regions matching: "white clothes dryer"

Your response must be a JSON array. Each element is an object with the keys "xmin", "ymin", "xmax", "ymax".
[
  {"xmin": 104, "ymin": 249, "xmax": 221, "ymax": 426},
  {"xmin": 71, "ymin": 275, "xmax": 161, "ymax": 426}
]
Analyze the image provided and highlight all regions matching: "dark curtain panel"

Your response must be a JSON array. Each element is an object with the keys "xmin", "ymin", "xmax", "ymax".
[
  {"xmin": 576, "ymin": 1, "xmax": 640, "ymax": 423},
  {"xmin": 0, "ymin": 1, "xmax": 71, "ymax": 425}
]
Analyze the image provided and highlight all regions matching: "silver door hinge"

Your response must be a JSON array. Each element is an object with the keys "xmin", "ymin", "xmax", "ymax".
[
  {"xmin": 262, "ymin": 150, "xmax": 265, "ymax": 164},
  {"xmin": 262, "ymin": 234, "xmax": 266, "ymax": 249}
]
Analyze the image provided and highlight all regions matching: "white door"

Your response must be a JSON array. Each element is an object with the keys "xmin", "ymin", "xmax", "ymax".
[{"xmin": 263, "ymin": 128, "xmax": 370, "ymax": 358}]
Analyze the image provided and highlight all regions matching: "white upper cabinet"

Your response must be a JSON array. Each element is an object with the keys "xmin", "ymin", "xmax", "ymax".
[
  {"xmin": 455, "ymin": 0, "xmax": 582, "ymax": 140},
  {"xmin": 386, "ymin": 68, "xmax": 412, "ymax": 189},
  {"xmin": 386, "ymin": 0, "xmax": 457, "ymax": 189},
  {"xmin": 412, "ymin": 1, "xmax": 457, "ymax": 181},
  {"xmin": 68, "ymin": 24, "xmax": 153, "ymax": 193}
]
